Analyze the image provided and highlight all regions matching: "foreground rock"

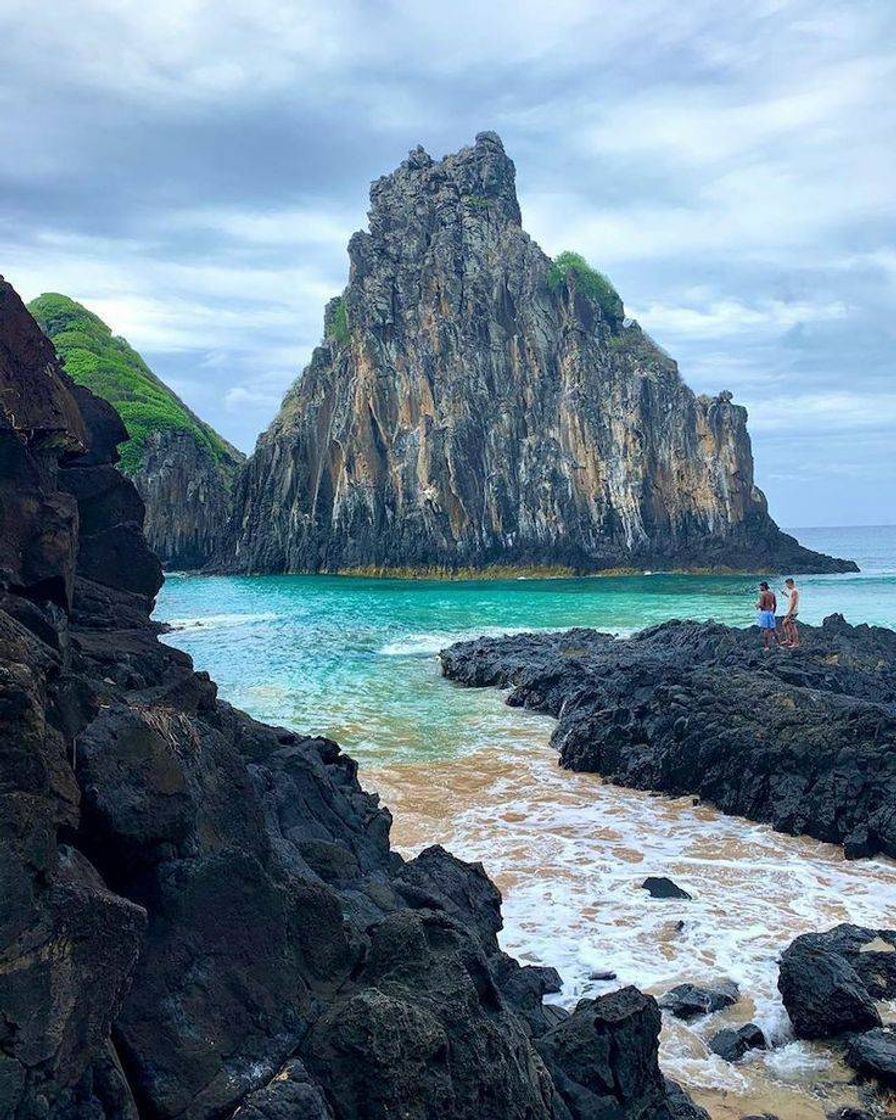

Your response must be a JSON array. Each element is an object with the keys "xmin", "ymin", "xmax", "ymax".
[
  {"xmin": 220, "ymin": 132, "xmax": 853, "ymax": 576},
  {"xmin": 440, "ymin": 620, "xmax": 896, "ymax": 858},
  {"xmin": 846, "ymin": 1028, "xmax": 896, "ymax": 1088},
  {"xmin": 778, "ymin": 925, "xmax": 896, "ymax": 1040},
  {"xmin": 0, "ymin": 278, "xmax": 698, "ymax": 1120}
]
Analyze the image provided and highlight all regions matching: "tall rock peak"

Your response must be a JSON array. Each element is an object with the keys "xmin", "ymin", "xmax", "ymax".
[{"xmin": 223, "ymin": 135, "xmax": 856, "ymax": 576}]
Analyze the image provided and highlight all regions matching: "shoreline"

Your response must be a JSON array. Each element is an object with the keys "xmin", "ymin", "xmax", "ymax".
[{"xmin": 172, "ymin": 562, "xmax": 862, "ymax": 581}]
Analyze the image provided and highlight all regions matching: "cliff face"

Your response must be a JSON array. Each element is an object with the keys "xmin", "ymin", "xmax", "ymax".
[
  {"xmin": 224, "ymin": 132, "xmax": 854, "ymax": 575},
  {"xmin": 0, "ymin": 275, "xmax": 706, "ymax": 1120},
  {"xmin": 28, "ymin": 294, "xmax": 243, "ymax": 570}
]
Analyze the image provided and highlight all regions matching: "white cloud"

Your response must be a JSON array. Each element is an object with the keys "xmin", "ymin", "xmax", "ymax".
[{"xmin": 632, "ymin": 297, "xmax": 848, "ymax": 339}]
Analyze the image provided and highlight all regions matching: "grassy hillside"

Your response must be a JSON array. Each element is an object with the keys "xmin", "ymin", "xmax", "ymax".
[{"xmin": 28, "ymin": 293, "xmax": 242, "ymax": 475}]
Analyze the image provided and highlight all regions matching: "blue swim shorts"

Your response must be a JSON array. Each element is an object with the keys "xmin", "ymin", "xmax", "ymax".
[{"xmin": 757, "ymin": 609, "xmax": 777, "ymax": 629}]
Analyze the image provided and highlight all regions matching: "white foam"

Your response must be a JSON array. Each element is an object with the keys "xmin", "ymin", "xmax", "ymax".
[
  {"xmin": 378, "ymin": 722, "xmax": 896, "ymax": 1099},
  {"xmin": 163, "ymin": 612, "xmax": 279, "ymax": 632},
  {"xmin": 378, "ymin": 625, "xmax": 546, "ymax": 657},
  {"xmin": 378, "ymin": 624, "xmax": 637, "ymax": 657}
]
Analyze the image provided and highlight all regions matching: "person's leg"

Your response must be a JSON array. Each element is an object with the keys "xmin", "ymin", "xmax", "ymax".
[{"xmin": 789, "ymin": 618, "xmax": 800, "ymax": 647}]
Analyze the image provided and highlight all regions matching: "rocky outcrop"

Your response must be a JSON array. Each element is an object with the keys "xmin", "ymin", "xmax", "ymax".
[
  {"xmin": 778, "ymin": 925, "xmax": 896, "ymax": 1040},
  {"xmin": 440, "ymin": 617, "xmax": 896, "ymax": 857},
  {"xmin": 1, "ymin": 276, "xmax": 698, "ymax": 1119},
  {"xmin": 133, "ymin": 427, "xmax": 241, "ymax": 569},
  {"xmin": 222, "ymin": 132, "xmax": 855, "ymax": 575},
  {"xmin": 28, "ymin": 292, "xmax": 243, "ymax": 569},
  {"xmin": 778, "ymin": 926, "xmax": 896, "ymax": 1105}
]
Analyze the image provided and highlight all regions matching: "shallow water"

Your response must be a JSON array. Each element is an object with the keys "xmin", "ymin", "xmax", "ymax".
[{"xmin": 156, "ymin": 525, "xmax": 896, "ymax": 1117}]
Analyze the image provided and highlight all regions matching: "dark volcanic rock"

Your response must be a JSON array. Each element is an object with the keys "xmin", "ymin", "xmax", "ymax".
[
  {"xmin": 845, "ymin": 1028, "xmax": 896, "ymax": 1088},
  {"xmin": 778, "ymin": 925, "xmax": 895, "ymax": 1040},
  {"xmin": 535, "ymin": 987, "xmax": 703, "ymax": 1120},
  {"xmin": 440, "ymin": 620, "xmax": 896, "ymax": 858},
  {"xmin": 220, "ymin": 132, "xmax": 853, "ymax": 576},
  {"xmin": 642, "ymin": 876, "xmax": 693, "ymax": 900},
  {"xmin": 708, "ymin": 1023, "xmax": 766, "ymax": 1062},
  {"xmin": 658, "ymin": 982, "xmax": 739, "ymax": 1021},
  {"xmin": 0, "ymin": 274, "xmax": 694, "ymax": 1120}
]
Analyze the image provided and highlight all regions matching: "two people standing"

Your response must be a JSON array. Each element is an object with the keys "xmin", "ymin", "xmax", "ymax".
[{"xmin": 756, "ymin": 578, "xmax": 800, "ymax": 650}]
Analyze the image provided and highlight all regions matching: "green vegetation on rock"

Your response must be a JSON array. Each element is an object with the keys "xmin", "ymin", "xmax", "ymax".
[
  {"xmin": 327, "ymin": 296, "xmax": 350, "ymax": 346},
  {"xmin": 28, "ymin": 293, "xmax": 238, "ymax": 475},
  {"xmin": 547, "ymin": 251, "xmax": 623, "ymax": 322}
]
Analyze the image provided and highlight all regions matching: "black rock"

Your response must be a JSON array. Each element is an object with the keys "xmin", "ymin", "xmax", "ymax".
[
  {"xmin": 440, "ymin": 621, "xmax": 896, "ymax": 859},
  {"xmin": 658, "ymin": 981, "xmax": 739, "ymax": 1020},
  {"xmin": 778, "ymin": 926, "xmax": 892, "ymax": 1039},
  {"xmin": 535, "ymin": 988, "xmax": 706, "ymax": 1119},
  {"xmin": 642, "ymin": 876, "xmax": 693, "ymax": 900},
  {"xmin": 826, "ymin": 1108, "xmax": 875, "ymax": 1120},
  {"xmin": 708, "ymin": 1023, "xmax": 766, "ymax": 1062},
  {"xmin": 663, "ymin": 1077, "xmax": 711, "ymax": 1119},
  {"xmin": 588, "ymin": 969, "xmax": 618, "ymax": 981},
  {"xmin": 845, "ymin": 1027, "xmax": 896, "ymax": 1088}
]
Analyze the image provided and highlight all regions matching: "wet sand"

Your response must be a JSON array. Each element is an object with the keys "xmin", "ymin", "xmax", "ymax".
[{"xmin": 365, "ymin": 707, "xmax": 896, "ymax": 1119}]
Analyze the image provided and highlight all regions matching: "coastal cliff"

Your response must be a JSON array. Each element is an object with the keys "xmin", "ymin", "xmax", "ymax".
[
  {"xmin": 223, "ymin": 132, "xmax": 854, "ymax": 575},
  {"xmin": 1, "ymin": 276, "xmax": 706, "ymax": 1119},
  {"xmin": 28, "ymin": 293, "xmax": 243, "ymax": 569}
]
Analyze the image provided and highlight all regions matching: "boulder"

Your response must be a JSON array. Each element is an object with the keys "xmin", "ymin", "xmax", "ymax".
[
  {"xmin": 642, "ymin": 876, "xmax": 692, "ymax": 900},
  {"xmin": 708, "ymin": 1023, "xmax": 766, "ymax": 1062},
  {"xmin": 778, "ymin": 928, "xmax": 889, "ymax": 1039},
  {"xmin": 845, "ymin": 1027, "xmax": 896, "ymax": 1088},
  {"xmin": 658, "ymin": 981, "xmax": 739, "ymax": 1020}
]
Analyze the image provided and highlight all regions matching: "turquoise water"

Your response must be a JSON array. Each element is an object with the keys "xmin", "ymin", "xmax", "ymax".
[{"xmin": 157, "ymin": 525, "xmax": 896, "ymax": 765}]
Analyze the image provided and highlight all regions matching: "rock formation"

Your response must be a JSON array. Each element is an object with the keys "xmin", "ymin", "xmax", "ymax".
[
  {"xmin": 223, "ymin": 132, "xmax": 855, "ymax": 575},
  {"xmin": 29, "ymin": 293, "xmax": 243, "ymax": 569},
  {"xmin": 778, "ymin": 925, "xmax": 896, "ymax": 1102},
  {"xmin": 440, "ymin": 615, "xmax": 896, "ymax": 857},
  {"xmin": 1, "ymin": 275, "xmax": 706, "ymax": 1119}
]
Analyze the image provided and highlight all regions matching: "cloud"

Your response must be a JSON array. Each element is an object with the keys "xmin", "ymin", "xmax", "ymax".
[{"xmin": 1, "ymin": 0, "xmax": 894, "ymax": 524}]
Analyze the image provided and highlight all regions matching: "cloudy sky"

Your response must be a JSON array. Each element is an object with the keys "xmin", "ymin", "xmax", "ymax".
[{"xmin": 2, "ymin": 0, "xmax": 894, "ymax": 527}]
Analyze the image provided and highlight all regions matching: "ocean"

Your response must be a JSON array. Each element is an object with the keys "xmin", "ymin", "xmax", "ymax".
[{"xmin": 156, "ymin": 525, "xmax": 896, "ymax": 1119}]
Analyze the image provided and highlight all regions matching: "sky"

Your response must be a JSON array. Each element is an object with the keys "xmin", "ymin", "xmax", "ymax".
[{"xmin": 2, "ymin": 0, "xmax": 894, "ymax": 528}]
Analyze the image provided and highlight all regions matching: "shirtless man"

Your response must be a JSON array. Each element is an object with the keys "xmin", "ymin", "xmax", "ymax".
[
  {"xmin": 782, "ymin": 578, "xmax": 800, "ymax": 648},
  {"xmin": 756, "ymin": 581, "xmax": 779, "ymax": 651}
]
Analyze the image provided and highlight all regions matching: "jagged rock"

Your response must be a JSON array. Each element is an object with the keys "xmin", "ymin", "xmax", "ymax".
[
  {"xmin": 1, "ymin": 273, "xmax": 694, "ymax": 1120},
  {"xmin": 220, "ymin": 133, "xmax": 854, "ymax": 576},
  {"xmin": 642, "ymin": 876, "xmax": 692, "ymax": 900},
  {"xmin": 845, "ymin": 1028, "xmax": 896, "ymax": 1087},
  {"xmin": 708, "ymin": 1023, "xmax": 766, "ymax": 1062},
  {"xmin": 778, "ymin": 925, "xmax": 892, "ymax": 1040},
  {"xmin": 440, "ymin": 621, "xmax": 896, "ymax": 858},
  {"xmin": 658, "ymin": 981, "xmax": 739, "ymax": 1020},
  {"xmin": 535, "ymin": 987, "xmax": 699, "ymax": 1119}
]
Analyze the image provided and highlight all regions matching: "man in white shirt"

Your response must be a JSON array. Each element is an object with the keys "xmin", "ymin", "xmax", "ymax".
[{"xmin": 782, "ymin": 578, "xmax": 800, "ymax": 648}]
